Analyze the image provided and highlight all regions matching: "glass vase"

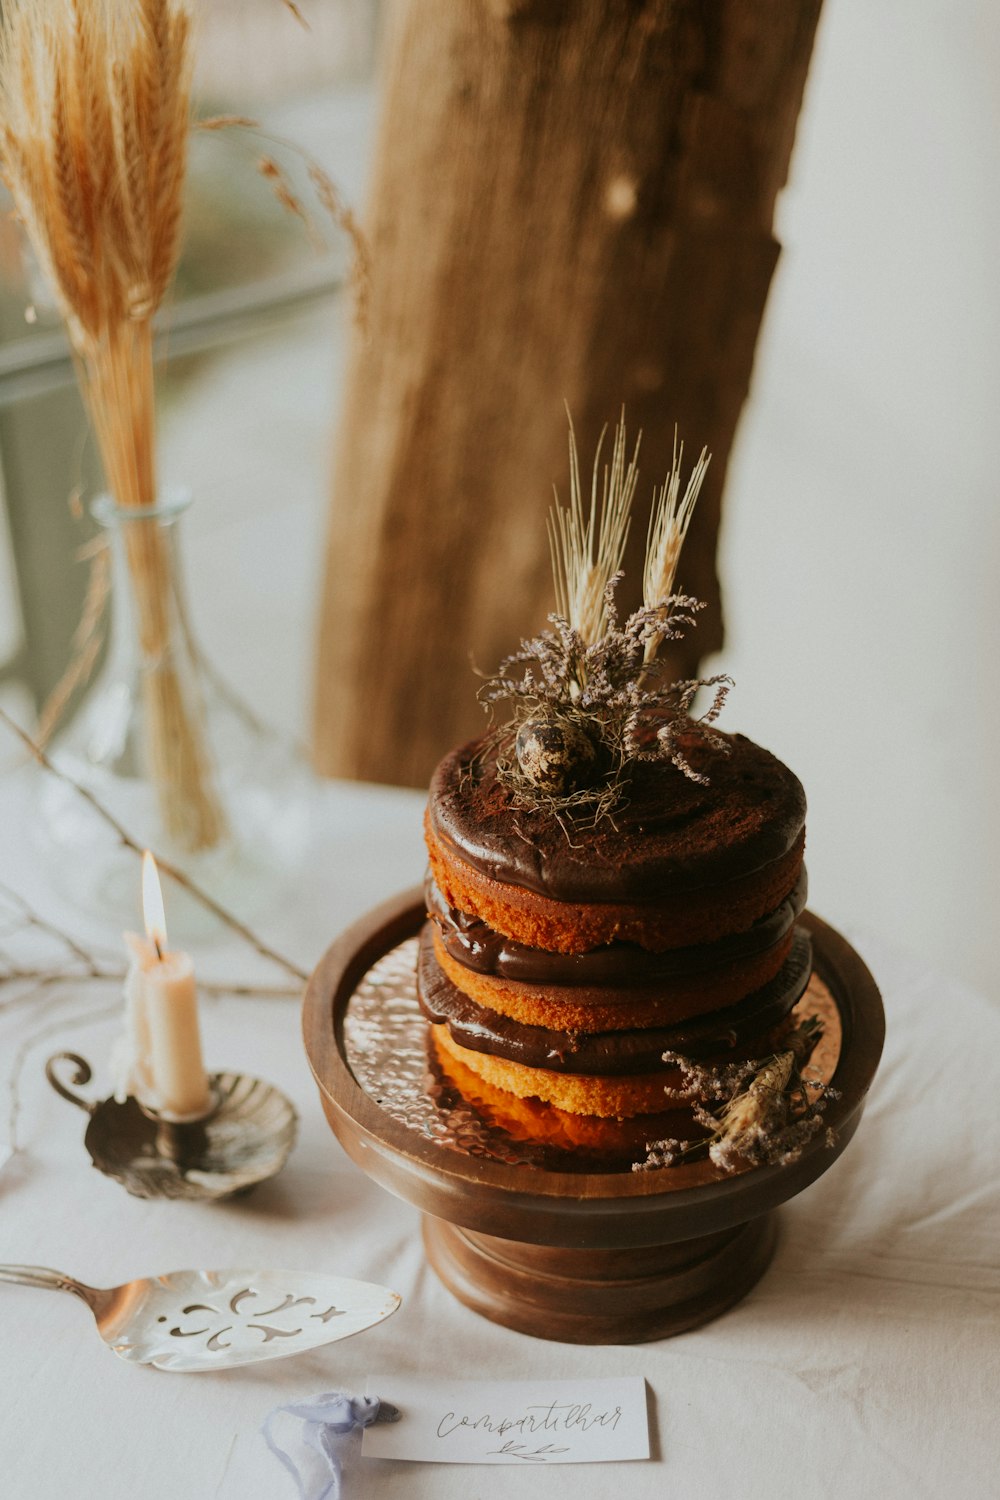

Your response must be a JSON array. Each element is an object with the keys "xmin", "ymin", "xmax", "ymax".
[{"xmin": 37, "ymin": 490, "xmax": 311, "ymax": 932}]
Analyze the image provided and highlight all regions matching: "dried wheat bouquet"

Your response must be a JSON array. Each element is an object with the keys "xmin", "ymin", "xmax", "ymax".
[{"xmin": 0, "ymin": 0, "xmax": 225, "ymax": 852}]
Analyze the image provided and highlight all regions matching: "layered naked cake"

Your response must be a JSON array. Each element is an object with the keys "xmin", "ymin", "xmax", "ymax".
[
  {"xmin": 418, "ymin": 731, "xmax": 812, "ymax": 1140},
  {"xmin": 414, "ymin": 413, "xmax": 826, "ymax": 1162}
]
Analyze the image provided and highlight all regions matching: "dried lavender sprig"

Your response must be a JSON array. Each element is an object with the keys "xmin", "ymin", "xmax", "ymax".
[
  {"xmin": 639, "ymin": 1017, "xmax": 837, "ymax": 1174},
  {"xmin": 480, "ymin": 578, "xmax": 734, "ymax": 808}
]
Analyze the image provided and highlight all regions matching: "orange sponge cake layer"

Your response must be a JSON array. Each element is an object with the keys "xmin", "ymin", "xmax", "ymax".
[
  {"xmin": 430, "ymin": 1035, "xmax": 707, "ymax": 1154},
  {"xmin": 431, "ymin": 1024, "xmax": 682, "ymax": 1118},
  {"xmin": 427, "ymin": 819, "xmax": 805, "ymax": 953},
  {"xmin": 425, "ymin": 732, "xmax": 806, "ymax": 954},
  {"xmin": 427, "ymin": 871, "xmax": 807, "ymax": 986},
  {"xmin": 430, "ymin": 926, "xmax": 796, "ymax": 1032}
]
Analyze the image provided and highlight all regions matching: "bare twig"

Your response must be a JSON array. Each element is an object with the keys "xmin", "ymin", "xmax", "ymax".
[
  {"xmin": 1, "ymin": 965, "xmax": 299, "ymax": 999},
  {"xmin": 35, "ymin": 536, "xmax": 110, "ymax": 748},
  {"xmin": 279, "ymin": 0, "xmax": 309, "ymax": 27},
  {"xmin": 1, "ymin": 967, "xmax": 117, "ymax": 992},
  {"xmin": 0, "ymin": 878, "xmax": 101, "ymax": 968},
  {"xmin": 0, "ymin": 706, "xmax": 308, "ymax": 983}
]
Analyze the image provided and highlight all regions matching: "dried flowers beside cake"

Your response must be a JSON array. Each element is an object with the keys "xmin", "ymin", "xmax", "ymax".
[{"xmin": 418, "ymin": 414, "xmax": 836, "ymax": 1171}]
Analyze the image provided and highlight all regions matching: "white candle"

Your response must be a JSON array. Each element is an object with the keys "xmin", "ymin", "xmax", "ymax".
[{"xmin": 117, "ymin": 852, "xmax": 212, "ymax": 1120}]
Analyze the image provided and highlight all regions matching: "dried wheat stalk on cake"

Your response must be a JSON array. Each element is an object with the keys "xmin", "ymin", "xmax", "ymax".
[
  {"xmin": 548, "ymin": 411, "xmax": 639, "ymax": 650},
  {"xmin": 0, "ymin": 0, "xmax": 225, "ymax": 851},
  {"xmin": 643, "ymin": 436, "xmax": 710, "ymax": 663}
]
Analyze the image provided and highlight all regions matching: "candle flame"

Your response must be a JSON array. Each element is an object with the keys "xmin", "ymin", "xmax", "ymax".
[{"xmin": 141, "ymin": 851, "xmax": 168, "ymax": 956}]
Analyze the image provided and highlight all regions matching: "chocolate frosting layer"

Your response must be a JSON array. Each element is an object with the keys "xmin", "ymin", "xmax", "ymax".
[
  {"xmin": 426, "ymin": 870, "xmax": 807, "ymax": 987},
  {"xmin": 417, "ymin": 922, "xmax": 813, "ymax": 1075},
  {"xmin": 428, "ymin": 731, "xmax": 807, "ymax": 902}
]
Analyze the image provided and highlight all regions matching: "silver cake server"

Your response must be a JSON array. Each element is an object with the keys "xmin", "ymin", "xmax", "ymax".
[{"xmin": 0, "ymin": 1264, "xmax": 401, "ymax": 1371}]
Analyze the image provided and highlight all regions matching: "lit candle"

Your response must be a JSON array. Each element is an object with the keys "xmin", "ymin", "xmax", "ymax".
[{"xmin": 115, "ymin": 852, "xmax": 212, "ymax": 1120}]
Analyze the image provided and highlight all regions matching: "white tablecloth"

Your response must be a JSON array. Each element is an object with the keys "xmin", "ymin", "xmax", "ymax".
[{"xmin": 1, "ymin": 767, "xmax": 997, "ymax": 1500}]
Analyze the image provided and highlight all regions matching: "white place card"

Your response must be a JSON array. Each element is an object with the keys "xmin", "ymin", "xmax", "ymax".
[{"xmin": 362, "ymin": 1374, "xmax": 649, "ymax": 1466}]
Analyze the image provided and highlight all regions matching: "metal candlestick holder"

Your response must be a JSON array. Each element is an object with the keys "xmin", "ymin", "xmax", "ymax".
[{"xmin": 45, "ymin": 1052, "xmax": 298, "ymax": 1201}]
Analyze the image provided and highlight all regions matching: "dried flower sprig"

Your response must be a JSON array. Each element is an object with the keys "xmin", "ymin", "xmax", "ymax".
[
  {"xmin": 194, "ymin": 115, "xmax": 371, "ymax": 326},
  {"xmin": 482, "ymin": 577, "xmax": 732, "ymax": 805},
  {"xmin": 480, "ymin": 410, "xmax": 727, "ymax": 813},
  {"xmin": 634, "ymin": 1017, "xmax": 839, "ymax": 1174}
]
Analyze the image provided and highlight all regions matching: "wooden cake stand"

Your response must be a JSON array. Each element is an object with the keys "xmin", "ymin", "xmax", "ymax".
[{"xmin": 302, "ymin": 890, "xmax": 884, "ymax": 1344}]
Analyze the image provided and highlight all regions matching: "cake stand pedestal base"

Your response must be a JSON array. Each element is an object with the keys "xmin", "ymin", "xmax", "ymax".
[{"xmin": 422, "ymin": 1211, "xmax": 778, "ymax": 1343}]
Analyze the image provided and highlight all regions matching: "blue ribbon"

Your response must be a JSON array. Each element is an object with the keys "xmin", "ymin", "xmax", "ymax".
[{"xmin": 262, "ymin": 1391, "xmax": 397, "ymax": 1500}]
